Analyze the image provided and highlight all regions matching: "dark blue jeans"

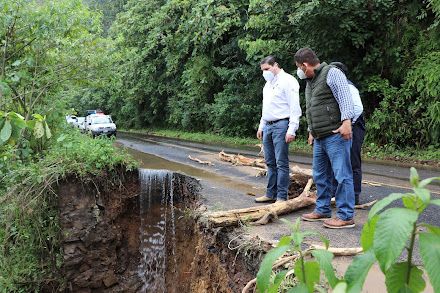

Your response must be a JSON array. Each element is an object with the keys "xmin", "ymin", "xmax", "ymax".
[
  {"xmin": 263, "ymin": 120, "xmax": 290, "ymax": 201},
  {"xmin": 332, "ymin": 114, "xmax": 366, "ymax": 203},
  {"xmin": 314, "ymin": 133, "xmax": 355, "ymax": 221}
]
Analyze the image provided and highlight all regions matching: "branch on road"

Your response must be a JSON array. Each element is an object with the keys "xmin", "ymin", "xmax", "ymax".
[{"xmin": 188, "ymin": 155, "xmax": 214, "ymax": 166}]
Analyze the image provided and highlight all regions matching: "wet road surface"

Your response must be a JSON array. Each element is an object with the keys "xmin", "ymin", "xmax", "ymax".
[{"xmin": 115, "ymin": 131, "xmax": 440, "ymax": 268}]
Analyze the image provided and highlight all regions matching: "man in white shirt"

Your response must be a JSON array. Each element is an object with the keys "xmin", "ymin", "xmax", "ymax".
[
  {"xmin": 254, "ymin": 56, "xmax": 302, "ymax": 203},
  {"xmin": 330, "ymin": 62, "xmax": 366, "ymax": 205}
]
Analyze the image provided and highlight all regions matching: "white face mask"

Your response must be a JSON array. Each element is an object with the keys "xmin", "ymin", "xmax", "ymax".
[
  {"xmin": 263, "ymin": 70, "xmax": 275, "ymax": 82},
  {"xmin": 297, "ymin": 67, "xmax": 307, "ymax": 80}
]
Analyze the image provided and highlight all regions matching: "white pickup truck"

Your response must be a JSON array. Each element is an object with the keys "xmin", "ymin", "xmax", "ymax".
[{"xmin": 85, "ymin": 114, "xmax": 116, "ymax": 138}]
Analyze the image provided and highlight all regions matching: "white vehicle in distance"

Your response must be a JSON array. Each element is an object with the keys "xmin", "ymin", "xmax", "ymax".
[
  {"xmin": 66, "ymin": 115, "xmax": 77, "ymax": 126},
  {"xmin": 86, "ymin": 115, "xmax": 116, "ymax": 138},
  {"xmin": 74, "ymin": 117, "xmax": 85, "ymax": 132}
]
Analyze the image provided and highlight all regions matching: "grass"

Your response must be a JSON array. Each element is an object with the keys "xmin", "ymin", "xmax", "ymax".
[
  {"xmin": 121, "ymin": 127, "xmax": 440, "ymax": 168},
  {"xmin": 0, "ymin": 125, "xmax": 137, "ymax": 292}
]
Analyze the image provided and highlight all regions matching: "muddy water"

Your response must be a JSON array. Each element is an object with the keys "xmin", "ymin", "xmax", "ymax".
[
  {"xmin": 115, "ymin": 141, "xmax": 265, "ymax": 196},
  {"xmin": 138, "ymin": 170, "xmax": 174, "ymax": 292},
  {"xmin": 137, "ymin": 169, "xmax": 195, "ymax": 293}
]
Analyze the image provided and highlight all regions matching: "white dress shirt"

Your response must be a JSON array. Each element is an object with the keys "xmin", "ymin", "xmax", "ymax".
[
  {"xmin": 349, "ymin": 83, "xmax": 364, "ymax": 123},
  {"xmin": 258, "ymin": 69, "xmax": 302, "ymax": 136}
]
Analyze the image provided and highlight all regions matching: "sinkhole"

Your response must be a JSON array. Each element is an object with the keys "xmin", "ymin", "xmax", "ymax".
[{"xmin": 58, "ymin": 168, "xmax": 245, "ymax": 293}]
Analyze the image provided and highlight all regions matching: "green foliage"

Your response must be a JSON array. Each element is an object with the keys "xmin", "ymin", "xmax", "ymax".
[
  {"xmin": 0, "ymin": 0, "xmax": 105, "ymax": 125},
  {"xmin": 71, "ymin": 0, "xmax": 440, "ymax": 150},
  {"xmin": 256, "ymin": 218, "xmax": 335, "ymax": 292},
  {"xmin": 256, "ymin": 168, "xmax": 440, "ymax": 292},
  {"xmin": 0, "ymin": 126, "xmax": 136, "ymax": 292}
]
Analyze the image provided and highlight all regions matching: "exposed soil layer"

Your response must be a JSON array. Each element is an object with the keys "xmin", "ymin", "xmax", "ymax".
[{"xmin": 57, "ymin": 168, "xmax": 269, "ymax": 292}]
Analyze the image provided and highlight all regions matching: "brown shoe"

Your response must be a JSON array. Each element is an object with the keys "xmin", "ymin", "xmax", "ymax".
[
  {"xmin": 254, "ymin": 195, "xmax": 276, "ymax": 203},
  {"xmin": 301, "ymin": 211, "xmax": 332, "ymax": 222},
  {"xmin": 323, "ymin": 217, "xmax": 355, "ymax": 229}
]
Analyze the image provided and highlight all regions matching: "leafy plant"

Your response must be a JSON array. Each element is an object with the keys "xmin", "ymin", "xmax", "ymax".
[
  {"xmin": 256, "ymin": 217, "xmax": 335, "ymax": 293},
  {"xmin": 256, "ymin": 167, "xmax": 440, "ymax": 292},
  {"xmin": 352, "ymin": 167, "xmax": 440, "ymax": 293}
]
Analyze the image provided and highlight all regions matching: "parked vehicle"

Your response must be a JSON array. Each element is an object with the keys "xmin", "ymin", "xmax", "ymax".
[
  {"xmin": 84, "ymin": 109, "xmax": 104, "ymax": 117},
  {"xmin": 86, "ymin": 115, "xmax": 116, "ymax": 138},
  {"xmin": 74, "ymin": 117, "xmax": 85, "ymax": 132},
  {"xmin": 66, "ymin": 115, "xmax": 78, "ymax": 125}
]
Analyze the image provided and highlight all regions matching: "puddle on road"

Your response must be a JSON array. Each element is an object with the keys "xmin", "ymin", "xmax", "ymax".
[{"xmin": 115, "ymin": 141, "xmax": 265, "ymax": 196}]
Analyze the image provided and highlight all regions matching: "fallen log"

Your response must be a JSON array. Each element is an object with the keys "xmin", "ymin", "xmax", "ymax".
[
  {"xmin": 219, "ymin": 151, "xmax": 314, "ymax": 178},
  {"xmin": 219, "ymin": 151, "xmax": 266, "ymax": 168},
  {"xmin": 205, "ymin": 179, "xmax": 316, "ymax": 228},
  {"xmin": 308, "ymin": 245, "xmax": 363, "ymax": 256}
]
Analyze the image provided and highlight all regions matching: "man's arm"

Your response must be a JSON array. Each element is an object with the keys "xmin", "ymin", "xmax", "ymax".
[
  {"xmin": 285, "ymin": 76, "xmax": 301, "ymax": 142},
  {"xmin": 327, "ymin": 68, "xmax": 354, "ymax": 140}
]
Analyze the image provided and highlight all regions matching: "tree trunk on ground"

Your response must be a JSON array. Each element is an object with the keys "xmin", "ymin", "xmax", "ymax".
[{"xmin": 205, "ymin": 179, "xmax": 316, "ymax": 228}]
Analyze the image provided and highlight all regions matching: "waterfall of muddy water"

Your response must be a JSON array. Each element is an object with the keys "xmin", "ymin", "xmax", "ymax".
[{"xmin": 138, "ymin": 169, "xmax": 178, "ymax": 293}]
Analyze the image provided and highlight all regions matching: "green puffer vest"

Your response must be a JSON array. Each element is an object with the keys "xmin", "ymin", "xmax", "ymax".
[{"xmin": 305, "ymin": 62, "xmax": 342, "ymax": 140}]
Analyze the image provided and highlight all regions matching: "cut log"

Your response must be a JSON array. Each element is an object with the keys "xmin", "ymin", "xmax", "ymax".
[
  {"xmin": 308, "ymin": 244, "xmax": 363, "ymax": 256},
  {"xmin": 205, "ymin": 179, "xmax": 316, "ymax": 228},
  {"xmin": 219, "ymin": 151, "xmax": 266, "ymax": 168}
]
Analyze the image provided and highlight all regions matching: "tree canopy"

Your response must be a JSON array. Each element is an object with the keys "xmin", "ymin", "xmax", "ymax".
[{"xmin": 3, "ymin": 0, "xmax": 440, "ymax": 149}]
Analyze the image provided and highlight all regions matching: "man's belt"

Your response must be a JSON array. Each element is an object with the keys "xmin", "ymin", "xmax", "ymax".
[{"xmin": 267, "ymin": 118, "xmax": 289, "ymax": 125}]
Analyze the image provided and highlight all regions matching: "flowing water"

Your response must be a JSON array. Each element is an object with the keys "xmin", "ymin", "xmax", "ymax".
[{"xmin": 137, "ymin": 169, "xmax": 178, "ymax": 293}]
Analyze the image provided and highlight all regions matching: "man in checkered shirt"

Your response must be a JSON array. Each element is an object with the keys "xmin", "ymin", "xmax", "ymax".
[{"xmin": 294, "ymin": 47, "xmax": 356, "ymax": 229}]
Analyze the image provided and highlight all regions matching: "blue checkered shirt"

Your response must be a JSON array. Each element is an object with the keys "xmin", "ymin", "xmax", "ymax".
[{"xmin": 326, "ymin": 68, "xmax": 355, "ymax": 121}]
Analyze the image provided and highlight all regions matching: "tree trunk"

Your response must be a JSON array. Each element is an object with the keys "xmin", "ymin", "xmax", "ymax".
[{"xmin": 204, "ymin": 179, "xmax": 316, "ymax": 228}]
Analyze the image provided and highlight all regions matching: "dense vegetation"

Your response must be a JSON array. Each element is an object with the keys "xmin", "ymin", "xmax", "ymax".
[
  {"xmin": 72, "ymin": 0, "xmax": 440, "ymax": 151},
  {"xmin": 0, "ymin": 1, "xmax": 135, "ymax": 291}
]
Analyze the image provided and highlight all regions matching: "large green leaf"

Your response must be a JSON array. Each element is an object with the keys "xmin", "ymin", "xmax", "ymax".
[
  {"xmin": 33, "ymin": 121, "xmax": 44, "ymax": 138},
  {"xmin": 419, "ymin": 232, "xmax": 440, "ymax": 292},
  {"xmin": 294, "ymin": 261, "xmax": 320, "ymax": 293},
  {"xmin": 9, "ymin": 113, "xmax": 28, "ymax": 129},
  {"xmin": 373, "ymin": 208, "xmax": 418, "ymax": 273},
  {"xmin": 345, "ymin": 249, "xmax": 377, "ymax": 293},
  {"xmin": 368, "ymin": 193, "xmax": 409, "ymax": 223},
  {"xmin": 311, "ymin": 249, "xmax": 338, "ymax": 288},
  {"xmin": 361, "ymin": 215, "xmax": 378, "ymax": 252},
  {"xmin": 0, "ymin": 120, "xmax": 12, "ymax": 142},
  {"xmin": 385, "ymin": 262, "xmax": 425, "ymax": 293},
  {"xmin": 256, "ymin": 245, "xmax": 291, "ymax": 292}
]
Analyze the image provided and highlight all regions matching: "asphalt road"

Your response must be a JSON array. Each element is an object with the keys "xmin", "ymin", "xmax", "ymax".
[{"xmin": 115, "ymin": 131, "xmax": 440, "ymax": 265}]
